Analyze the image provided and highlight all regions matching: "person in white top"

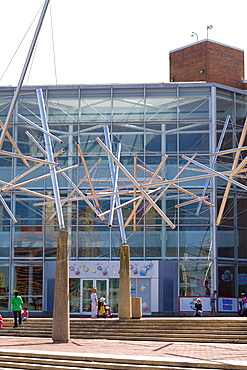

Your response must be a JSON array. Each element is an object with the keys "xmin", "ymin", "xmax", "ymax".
[
  {"xmin": 210, "ymin": 290, "xmax": 217, "ymax": 316},
  {"xmin": 91, "ymin": 287, "xmax": 98, "ymax": 319}
]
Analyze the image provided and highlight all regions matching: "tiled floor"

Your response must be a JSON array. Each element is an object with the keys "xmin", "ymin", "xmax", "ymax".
[{"xmin": 0, "ymin": 336, "xmax": 247, "ymax": 366}]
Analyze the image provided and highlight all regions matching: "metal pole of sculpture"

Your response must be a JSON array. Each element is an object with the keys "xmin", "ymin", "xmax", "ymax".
[
  {"xmin": 103, "ymin": 127, "xmax": 131, "ymax": 319},
  {"xmin": 52, "ymin": 230, "xmax": 70, "ymax": 342},
  {"xmin": 0, "ymin": 0, "xmax": 50, "ymax": 150},
  {"xmin": 36, "ymin": 89, "xmax": 65, "ymax": 229},
  {"xmin": 196, "ymin": 115, "xmax": 230, "ymax": 215},
  {"xmin": 96, "ymin": 137, "xmax": 176, "ymax": 229},
  {"xmin": 216, "ymin": 117, "xmax": 247, "ymax": 225},
  {"xmin": 103, "ymin": 126, "xmax": 127, "ymax": 241}
]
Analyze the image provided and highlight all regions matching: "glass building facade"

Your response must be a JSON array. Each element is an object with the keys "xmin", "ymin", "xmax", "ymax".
[{"xmin": 0, "ymin": 82, "xmax": 246, "ymax": 314}]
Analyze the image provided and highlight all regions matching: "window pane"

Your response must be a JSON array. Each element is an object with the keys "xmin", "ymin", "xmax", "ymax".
[
  {"xmin": 179, "ymin": 229, "xmax": 211, "ymax": 260},
  {"xmin": 109, "ymin": 278, "xmax": 119, "ymax": 313},
  {"xmin": 179, "ymin": 263, "xmax": 212, "ymax": 296},
  {"xmin": 145, "ymin": 231, "xmax": 162, "ymax": 258},
  {"xmin": 14, "ymin": 265, "xmax": 43, "ymax": 311},
  {"xmin": 78, "ymin": 228, "xmax": 110, "ymax": 259},
  {"xmin": 44, "ymin": 230, "xmax": 57, "ymax": 258},
  {"xmin": 127, "ymin": 231, "xmax": 144, "ymax": 259},
  {"xmin": 0, "ymin": 265, "xmax": 9, "ymax": 295},
  {"xmin": 69, "ymin": 278, "xmax": 80, "ymax": 313},
  {"xmin": 14, "ymin": 227, "xmax": 43, "ymax": 258},
  {"xmin": 0, "ymin": 230, "xmax": 10, "ymax": 258}
]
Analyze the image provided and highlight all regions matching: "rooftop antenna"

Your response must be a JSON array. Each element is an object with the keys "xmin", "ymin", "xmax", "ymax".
[{"xmin": 207, "ymin": 25, "xmax": 213, "ymax": 39}]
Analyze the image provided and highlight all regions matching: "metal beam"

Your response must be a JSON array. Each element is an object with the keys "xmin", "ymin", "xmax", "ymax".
[
  {"xmin": 25, "ymin": 131, "xmax": 47, "ymax": 157},
  {"xmin": 182, "ymin": 155, "xmax": 247, "ymax": 192},
  {"xmin": 108, "ymin": 143, "xmax": 121, "ymax": 228},
  {"xmin": 213, "ymin": 146, "xmax": 247, "ymax": 156},
  {"xmin": 103, "ymin": 126, "xmax": 127, "ymax": 243},
  {"xmin": 142, "ymin": 154, "xmax": 200, "ymax": 217},
  {"xmin": 18, "ymin": 114, "xmax": 63, "ymax": 144},
  {"xmin": 216, "ymin": 117, "xmax": 247, "ymax": 225},
  {"xmin": 124, "ymin": 155, "xmax": 168, "ymax": 228},
  {"xmin": 36, "ymin": 89, "xmax": 65, "ymax": 229},
  {"xmin": 0, "ymin": 149, "xmax": 58, "ymax": 166},
  {"xmin": 0, "ymin": 149, "xmax": 64, "ymax": 192},
  {"xmin": 0, "ymin": 120, "xmax": 29, "ymax": 167},
  {"xmin": 48, "ymin": 159, "xmax": 103, "ymax": 221},
  {"xmin": 175, "ymin": 196, "xmax": 209, "ymax": 208},
  {"xmin": 77, "ymin": 143, "xmax": 101, "ymax": 210},
  {"xmin": 196, "ymin": 115, "xmax": 230, "ymax": 215},
  {"xmin": 0, "ymin": 0, "xmax": 50, "ymax": 149},
  {"xmin": 1, "ymin": 165, "xmax": 78, "ymax": 192},
  {"xmin": 98, "ymin": 188, "xmax": 160, "ymax": 217},
  {"xmin": 96, "ymin": 136, "xmax": 175, "ymax": 229},
  {"xmin": 0, "ymin": 194, "xmax": 17, "ymax": 223}
]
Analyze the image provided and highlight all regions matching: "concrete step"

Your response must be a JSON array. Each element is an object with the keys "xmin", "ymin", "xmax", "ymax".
[
  {"xmin": 4, "ymin": 318, "xmax": 247, "ymax": 328},
  {"xmin": 1, "ymin": 318, "xmax": 247, "ymax": 344},
  {"xmin": 0, "ymin": 351, "xmax": 246, "ymax": 370},
  {"xmin": 6, "ymin": 323, "xmax": 247, "ymax": 332},
  {"xmin": 5, "ymin": 324, "xmax": 247, "ymax": 332}
]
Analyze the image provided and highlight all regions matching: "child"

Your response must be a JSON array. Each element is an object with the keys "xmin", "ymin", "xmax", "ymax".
[
  {"xmin": 22, "ymin": 307, "xmax": 29, "ymax": 321},
  {"xmin": 194, "ymin": 298, "xmax": 203, "ymax": 316},
  {"xmin": 98, "ymin": 297, "xmax": 106, "ymax": 317},
  {"xmin": 210, "ymin": 290, "xmax": 217, "ymax": 316}
]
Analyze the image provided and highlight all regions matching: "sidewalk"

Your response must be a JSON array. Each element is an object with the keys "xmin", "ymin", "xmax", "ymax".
[{"xmin": 0, "ymin": 336, "xmax": 247, "ymax": 368}]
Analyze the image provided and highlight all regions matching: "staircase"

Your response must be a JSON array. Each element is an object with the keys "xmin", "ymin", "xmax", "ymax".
[
  {"xmin": 0, "ymin": 350, "xmax": 242, "ymax": 370},
  {"xmin": 1, "ymin": 317, "xmax": 247, "ymax": 344},
  {"xmin": 0, "ymin": 318, "xmax": 247, "ymax": 369}
]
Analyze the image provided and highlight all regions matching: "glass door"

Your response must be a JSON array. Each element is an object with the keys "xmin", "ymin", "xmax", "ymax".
[
  {"xmin": 81, "ymin": 279, "xmax": 108, "ymax": 314},
  {"xmin": 81, "ymin": 279, "xmax": 93, "ymax": 313},
  {"xmin": 95, "ymin": 279, "xmax": 108, "ymax": 302}
]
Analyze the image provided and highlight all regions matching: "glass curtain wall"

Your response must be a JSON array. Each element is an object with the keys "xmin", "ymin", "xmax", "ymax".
[
  {"xmin": 0, "ymin": 84, "xmax": 246, "ymax": 311},
  {"xmin": 216, "ymin": 88, "xmax": 247, "ymax": 297}
]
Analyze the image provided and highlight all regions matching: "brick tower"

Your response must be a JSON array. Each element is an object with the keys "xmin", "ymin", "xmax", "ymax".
[{"xmin": 169, "ymin": 40, "xmax": 245, "ymax": 90}]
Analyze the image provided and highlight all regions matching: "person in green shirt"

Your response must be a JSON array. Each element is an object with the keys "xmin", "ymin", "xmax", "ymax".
[{"xmin": 11, "ymin": 290, "xmax": 23, "ymax": 328}]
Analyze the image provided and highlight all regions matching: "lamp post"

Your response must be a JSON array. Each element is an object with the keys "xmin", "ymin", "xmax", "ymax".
[
  {"xmin": 191, "ymin": 32, "xmax": 198, "ymax": 42},
  {"xmin": 207, "ymin": 25, "xmax": 213, "ymax": 39}
]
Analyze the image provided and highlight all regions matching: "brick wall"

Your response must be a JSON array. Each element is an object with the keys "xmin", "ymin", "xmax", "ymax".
[{"xmin": 169, "ymin": 41, "xmax": 245, "ymax": 90}]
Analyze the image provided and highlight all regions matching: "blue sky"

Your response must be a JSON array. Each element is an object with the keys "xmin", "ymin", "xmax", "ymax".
[{"xmin": 0, "ymin": 0, "xmax": 246, "ymax": 86}]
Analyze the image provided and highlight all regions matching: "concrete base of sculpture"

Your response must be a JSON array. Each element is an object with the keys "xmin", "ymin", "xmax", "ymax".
[
  {"xmin": 118, "ymin": 244, "xmax": 132, "ymax": 320},
  {"xmin": 52, "ymin": 230, "xmax": 70, "ymax": 343}
]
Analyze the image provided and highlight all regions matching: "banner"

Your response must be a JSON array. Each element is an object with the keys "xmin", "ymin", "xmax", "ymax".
[
  {"xmin": 179, "ymin": 296, "xmax": 238, "ymax": 313},
  {"xmin": 69, "ymin": 260, "xmax": 157, "ymax": 278},
  {"xmin": 217, "ymin": 297, "xmax": 238, "ymax": 313},
  {"xmin": 179, "ymin": 297, "xmax": 211, "ymax": 312}
]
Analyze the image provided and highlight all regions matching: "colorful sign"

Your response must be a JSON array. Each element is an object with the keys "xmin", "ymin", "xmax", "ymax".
[
  {"xmin": 179, "ymin": 296, "xmax": 238, "ymax": 313},
  {"xmin": 217, "ymin": 297, "xmax": 238, "ymax": 312},
  {"xmin": 179, "ymin": 296, "xmax": 211, "ymax": 312},
  {"xmin": 238, "ymin": 273, "xmax": 247, "ymax": 285},
  {"xmin": 69, "ymin": 260, "xmax": 156, "ymax": 278}
]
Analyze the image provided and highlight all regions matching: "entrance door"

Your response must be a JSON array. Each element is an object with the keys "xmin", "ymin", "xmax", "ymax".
[{"xmin": 81, "ymin": 279, "xmax": 108, "ymax": 314}]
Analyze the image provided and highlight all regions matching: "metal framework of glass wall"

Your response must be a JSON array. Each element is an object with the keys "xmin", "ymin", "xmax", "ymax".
[{"xmin": 0, "ymin": 83, "xmax": 246, "ymax": 312}]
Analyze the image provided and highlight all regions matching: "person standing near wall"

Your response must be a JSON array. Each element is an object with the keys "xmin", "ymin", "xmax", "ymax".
[
  {"xmin": 91, "ymin": 287, "xmax": 98, "ymax": 319},
  {"xmin": 210, "ymin": 290, "xmax": 217, "ymax": 316},
  {"xmin": 238, "ymin": 290, "xmax": 246, "ymax": 316},
  {"xmin": 11, "ymin": 290, "xmax": 23, "ymax": 328}
]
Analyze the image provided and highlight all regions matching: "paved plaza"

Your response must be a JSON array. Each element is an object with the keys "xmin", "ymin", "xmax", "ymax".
[{"xmin": 0, "ymin": 336, "xmax": 247, "ymax": 368}]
